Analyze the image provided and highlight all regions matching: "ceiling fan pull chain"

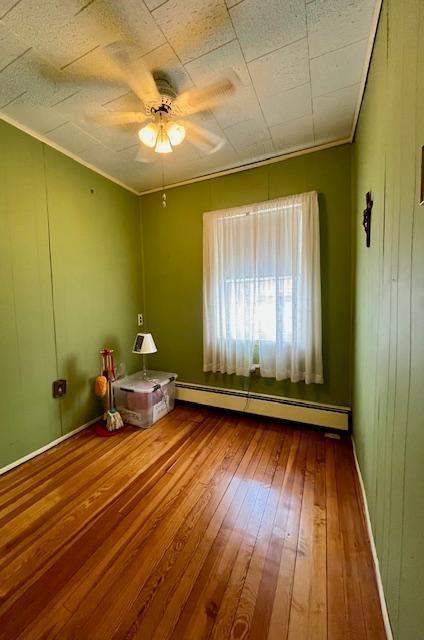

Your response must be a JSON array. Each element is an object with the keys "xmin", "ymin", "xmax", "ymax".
[{"xmin": 161, "ymin": 158, "xmax": 167, "ymax": 208}]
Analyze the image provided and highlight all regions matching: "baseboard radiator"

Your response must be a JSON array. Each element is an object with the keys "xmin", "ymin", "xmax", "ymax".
[{"xmin": 176, "ymin": 382, "xmax": 350, "ymax": 432}]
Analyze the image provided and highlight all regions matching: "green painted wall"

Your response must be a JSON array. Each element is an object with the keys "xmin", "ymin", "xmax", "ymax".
[
  {"xmin": 351, "ymin": 1, "xmax": 424, "ymax": 638},
  {"xmin": 0, "ymin": 120, "xmax": 142, "ymax": 466},
  {"xmin": 44, "ymin": 148, "xmax": 142, "ymax": 434},
  {"xmin": 0, "ymin": 122, "xmax": 60, "ymax": 467},
  {"xmin": 140, "ymin": 144, "xmax": 352, "ymax": 407}
]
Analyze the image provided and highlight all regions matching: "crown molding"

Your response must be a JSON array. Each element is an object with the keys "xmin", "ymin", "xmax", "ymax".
[{"xmin": 138, "ymin": 138, "xmax": 352, "ymax": 195}]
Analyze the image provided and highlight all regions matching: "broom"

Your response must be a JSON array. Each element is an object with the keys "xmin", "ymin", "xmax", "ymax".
[{"xmin": 96, "ymin": 349, "xmax": 124, "ymax": 431}]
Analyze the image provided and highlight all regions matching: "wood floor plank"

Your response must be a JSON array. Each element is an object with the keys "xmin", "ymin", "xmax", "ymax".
[
  {"xmin": 325, "ymin": 438, "xmax": 350, "ymax": 640},
  {"xmin": 0, "ymin": 406, "xmax": 387, "ymax": 640},
  {"xmin": 0, "ymin": 419, "xmax": 198, "ymax": 601},
  {"xmin": 5, "ymin": 416, "xmax": 233, "ymax": 639},
  {"xmin": 164, "ymin": 426, "xmax": 272, "ymax": 640},
  {"xmin": 175, "ymin": 427, "xmax": 281, "ymax": 640},
  {"xmin": 106, "ymin": 420, "xmax": 256, "ymax": 638},
  {"xmin": 229, "ymin": 428, "xmax": 302, "ymax": 640},
  {"xmin": 62, "ymin": 417, "xmax": 250, "ymax": 639},
  {"xmin": 335, "ymin": 440, "xmax": 386, "ymax": 640},
  {"xmin": 209, "ymin": 426, "xmax": 285, "ymax": 640}
]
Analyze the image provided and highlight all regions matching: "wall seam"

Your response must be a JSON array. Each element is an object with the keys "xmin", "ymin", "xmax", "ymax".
[{"xmin": 41, "ymin": 144, "xmax": 63, "ymax": 435}]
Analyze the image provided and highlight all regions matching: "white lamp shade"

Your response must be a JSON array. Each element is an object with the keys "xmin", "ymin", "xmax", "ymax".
[
  {"xmin": 133, "ymin": 333, "xmax": 157, "ymax": 354},
  {"xmin": 155, "ymin": 127, "xmax": 172, "ymax": 154},
  {"xmin": 138, "ymin": 123, "xmax": 157, "ymax": 148},
  {"xmin": 166, "ymin": 121, "xmax": 186, "ymax": 146}
]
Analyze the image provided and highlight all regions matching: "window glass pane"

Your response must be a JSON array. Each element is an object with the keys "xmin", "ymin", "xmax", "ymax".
[{"xmin": 224, "ymin": 275, "xmax": 293, "ymax": 343}]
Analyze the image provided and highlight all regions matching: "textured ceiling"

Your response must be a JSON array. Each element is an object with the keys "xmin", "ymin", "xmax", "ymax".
[{"xmin": 0, "ymin": 0, "xmax": 377, "ymax": 193}]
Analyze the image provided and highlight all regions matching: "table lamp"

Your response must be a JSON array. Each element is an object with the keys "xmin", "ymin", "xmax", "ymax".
[{"xmin": 132, "ymin": 333, "xmax": 157, "ymax": 379}]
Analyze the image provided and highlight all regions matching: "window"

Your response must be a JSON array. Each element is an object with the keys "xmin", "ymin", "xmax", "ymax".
[
  {"xmin": 203, "ymin": 192, "xmax": 323, "ymax": 384},
  {"xmin": 225, "ymin": 275, "xmax": 293, "ymax": 343}
]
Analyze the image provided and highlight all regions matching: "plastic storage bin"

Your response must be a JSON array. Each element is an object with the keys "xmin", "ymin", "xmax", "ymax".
[{"xmin": 113, "ymin": 370, "xmax": 177, "ymax": 428}]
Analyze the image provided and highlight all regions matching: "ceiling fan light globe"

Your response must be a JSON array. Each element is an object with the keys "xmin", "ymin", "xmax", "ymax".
[
  {"xmin": 166, "ymin": 121, "xmax": 186, "ymax": 146},
  {"xmin": 138, "ymin": 123, "xmax": 157, "ymax": 148},
  {"xmin": 155, "ymin": 128, "xmax": 173, "ymax": 154}
]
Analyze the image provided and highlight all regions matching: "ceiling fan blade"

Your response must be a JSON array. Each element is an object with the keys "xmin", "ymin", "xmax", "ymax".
[
  {"xmin": 173, "ymin": 77, "xmax": 237, "ymax": 116},
  {"xmin": 38, "ymin": 61, "xmax": 123, "ymax": 88},
  {"xmin": 40, "ymin": 40, "xmax": 161, "ymax": 109},
  {"xmin": 86, "ymin": 111, "xmax": 149, "ymax": 126},
  {"xmin": 184, "ymin": 121, "xmax": 225, "ymax": 154},
  {"xmin": 106, "ymin": 41, "xmax": 161, "ymax": 108},
  {"xmin": 135, "ymin": 144, "xmax": 155, "ymax": 164}
]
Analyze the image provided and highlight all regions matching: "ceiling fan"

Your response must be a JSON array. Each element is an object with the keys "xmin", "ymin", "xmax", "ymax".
[{"xmin": 51, "ymin": 40, "xmax": 238, "ymax": 163}]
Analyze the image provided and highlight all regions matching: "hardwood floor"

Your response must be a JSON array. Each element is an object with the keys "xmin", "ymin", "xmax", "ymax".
[{"xmin": 0, "ymin": 405, "xmax": 386, "ymax": 639}]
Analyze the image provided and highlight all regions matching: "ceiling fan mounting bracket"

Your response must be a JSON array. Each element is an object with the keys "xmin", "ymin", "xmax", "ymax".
[{"xmin": 150, "ymin": 103, "xmax": 172, "ymax": 115}]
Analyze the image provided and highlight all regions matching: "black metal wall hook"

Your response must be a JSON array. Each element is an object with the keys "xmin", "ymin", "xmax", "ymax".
[{"xmin": 363, "ymin": 191, "xmax": 373, "ymax": 247}]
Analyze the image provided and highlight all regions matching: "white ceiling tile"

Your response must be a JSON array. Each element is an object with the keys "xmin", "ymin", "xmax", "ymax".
[
  {"xmin": 172, "ymin": 146, "xmax": 204, "ymax": 166},
  {"xmin": 187, "ymin": 111, "xmax": 226, "ymax": 137},
  {"xmin": 229, "ymin": 0, "xmax": 306, "ymax": 62},
  {"xmin": 46, "ymin": 122, "xmax": 102, "ymax": 154},
  {"xmin": 313, "ymin": 83, "xmax": 358, "ymax": 142},
  {"xmin": 213, "ymin": 84, "xmax": 262, "ymax": 129},
  {"xmin": 141, "ymin": 43, "xmax": 193, "ymax": 94},
  {"xmin": 184, "ymin": 40, "xmax": 250, "ymax": 87},
  {"xmin": 88, "ymin": 126, "xmax": 139, "ymax": 152},
  {"xmin": 1, "ymin": 93, "xmax": 68, "ymax": 133},
  {"xmin": 0, "ymin": 48, "xmax": 76, "ymax": 108},
  {"xmin": 249, "ymin": 38, "xmax": 309, "ymax": 99},
  {"xmin": 198, "ymin": 144, "xmax": 239, "ymax": 169},
  {"xmin": 80, "ymin": 0, "xmax": 166, "ymax": 56},
  {"xmin": 162, "ymin": 145, "xmax": 239, "ymax": 185},
  {"xmin": 236, "ymin": 138, "xmax": 275, "ymax": 161},
  {"xmin": 47, "ymin": 46, "xmax": 132, "ymax": 99},
  {"xmin": 50, "ymin": 91, "xmax": 118, "ymax": 138},
  {"xmin": 0, "ymin": 0, "xmax": 20, "ymax": 18},
  {"xmin": 101, "ymin": 91, "xmax": 142, "ymax": 111},
  {"xmin": 223, "ymin": 115, "xmax": 270, "ymax": 152},
  {"xmin": 307, "ymin": 0, "xmax": 375, "ymax": 59},
  {"xmin": 314, "ymin": 120, "xmax": 351, "ymax": 145},
  {"xmin": 260, "ymin": 82, "xmax": 312, "ymax": 127},
  {"xmin": 143, "ymin": 0, "xmax": 168, "ymax": 10},
  {"xmin": 2, "ymin": 0, "xmax": 165, "ymax": 69},
  {"xmin": 2, "ymin": 0, "xmax": 96, "ymax": 68},
  {"xmin": 152, "ymin": 0, "xmax": 235, "ymax": 64},
  {"xmin": 270, "ymin": 114, "xmax": 314, "ymax": 151},
  {"xmin": 0, "ymin": 23, "xmax": 28, "ymax": 72},
  {"xmin": 78, "ymin": 140, "xmax": 122, "ymax": 169},
  {"xmin": 311, "ymin": 39, "xmax": 368, "ymax": 96}
]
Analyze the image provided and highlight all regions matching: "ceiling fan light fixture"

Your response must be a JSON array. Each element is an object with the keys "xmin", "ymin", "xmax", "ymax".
[
  {"xmin": 155, "ymin": 127, "xmax": 172, "ymax": 154},
  {"xmin": 138, "ymin": 123, "xmax": 157, "ymax": 148},
  {"xmin": 166, "ymin": 121, "xmax": 186, "ymax": 146}
]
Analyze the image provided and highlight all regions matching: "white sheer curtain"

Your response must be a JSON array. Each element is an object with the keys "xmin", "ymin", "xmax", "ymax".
[{"xmin": 203, "ymin": 191, "xmax": 323, "ymax": 384}]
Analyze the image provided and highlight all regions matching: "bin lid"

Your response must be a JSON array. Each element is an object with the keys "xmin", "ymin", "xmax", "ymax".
[{"xmin": 113, "ymin": 370, "xmax": 177, "ymax": 394}]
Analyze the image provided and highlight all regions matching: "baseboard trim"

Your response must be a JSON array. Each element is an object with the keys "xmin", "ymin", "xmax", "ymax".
[
  {"xmin": 176, "ymin": 381, "xmax": 350, "ymax": 431},
  {"xmin": 0, "ymin": 416, "xmax": 101, "ymax": 476},
  {"xmin": 351, "ymin": 438, "xmax": 393, "ymax": 640}
]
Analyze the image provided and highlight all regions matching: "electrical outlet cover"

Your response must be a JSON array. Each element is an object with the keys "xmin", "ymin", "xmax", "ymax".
[
  {"xmin": 53, "ymin": 379, "xmax": 67, "ymax": 398},
  {"xmin": 138, "ymin": 313, "xmax": 144, "ymax": 326}
]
